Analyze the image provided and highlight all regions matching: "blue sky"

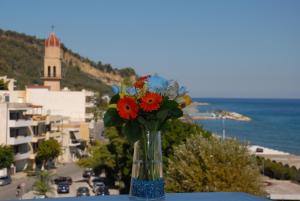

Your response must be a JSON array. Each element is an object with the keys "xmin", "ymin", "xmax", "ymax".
[{"xmin": 0, "ymin": 0, "xmax": 299, "ymax": 98}]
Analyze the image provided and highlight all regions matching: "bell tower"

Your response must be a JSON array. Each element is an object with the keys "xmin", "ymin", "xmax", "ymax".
[{"xmin": 43, "ymin": 32, "xmax": 61, "ymax": 91}]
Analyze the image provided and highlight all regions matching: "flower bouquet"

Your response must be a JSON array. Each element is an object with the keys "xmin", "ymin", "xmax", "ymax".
[{"xmin": 104, "ymin": 74, "xmax": 191, "ymax": 200}]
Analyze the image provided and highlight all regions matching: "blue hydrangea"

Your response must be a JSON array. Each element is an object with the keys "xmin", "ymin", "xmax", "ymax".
[
  {"xmin": 148, "ymin": 75, "xmax": 169, "ymax": 94},
  {"xmin": 179, "ymin": 86, "xmax": 188, "ymax": 96},
  {"xmin": 127, "ymin": 87, "xmax": 137, "ymax": 95},
  {"xmin": 112, "ymin": 85, "xmax": 120, "ymax": 94}
]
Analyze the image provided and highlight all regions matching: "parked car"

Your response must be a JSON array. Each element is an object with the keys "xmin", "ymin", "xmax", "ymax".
[
  {"xmin": 76, "ymin": 187, "xmax": 90, "ymax": 197},
  {"xmin": 57, "ymin": 182, "xmax": 70, "ymax": 194},
  {"xmin": 0, "ymin": 175, "xmax": 11, "ymax": 186},
  {"xmin": 82, "ymin": 168, "xmax": 95, "ymax": 178},
  {"xmin": 95, "ymin": 185, "xmax": 109, "ymax": 196},
  {"xmin": 92, "ymin": 177, "xmax": 105, "ymax": 183},
  {"xmin": 93, "ymin": 181, "xmax": 105, "ymax": 193},
  {"xmin": 54, "ymin": 176, "xmax": 72, "ymax": 185}
]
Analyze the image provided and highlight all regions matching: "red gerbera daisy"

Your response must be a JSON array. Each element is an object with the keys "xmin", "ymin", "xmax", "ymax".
[
  {"xmin": 140, "ymin": 92, "xmax": 162, "ymax": 112},
  {"xmin": 134, "ymin": 75, "xmax": 150, "ymax": 89},
  {"xmin": 117, "ymin": 96, "xmax": 139, "ymax": 120}
]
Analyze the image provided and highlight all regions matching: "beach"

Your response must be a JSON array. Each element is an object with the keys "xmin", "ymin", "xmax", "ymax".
[{"xmin": 249, "ymin": 145, "xmax": 300, "ymax": 169}]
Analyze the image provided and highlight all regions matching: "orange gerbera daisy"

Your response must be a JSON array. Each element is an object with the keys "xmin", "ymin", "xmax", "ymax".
[
  {"xmin": 117, "ymin": 96, "xmax": 139, "ymax": 120},
  {"xmin": 140, "ymin": 92, "xmax": 162, "ymax": 112},
  {"xmin": 134, "ymin": 75, "xmax": 150, "ymax": 89}
]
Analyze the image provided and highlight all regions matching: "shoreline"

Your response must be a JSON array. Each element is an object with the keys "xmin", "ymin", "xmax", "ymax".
[
  {"xmin": 190, "ymin": 111, "xmax": 251, "ymax": 121},
  {"xmin": 249, "ymin": 145, "xmax": 300, "ymax": 169},
  {"xmin": 209, "ymin": 133, "xmax": 300, "ymax": 168}
]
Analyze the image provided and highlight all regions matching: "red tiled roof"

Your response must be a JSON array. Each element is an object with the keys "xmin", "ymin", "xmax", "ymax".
[{"xmin": 45, "ymin": 32, "xmax": 60, "ymax": 47}]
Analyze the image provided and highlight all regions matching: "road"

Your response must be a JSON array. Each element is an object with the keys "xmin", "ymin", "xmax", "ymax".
[{"xmin": 0, "ymin": 163, "xmax": 86, "ymax": 200}]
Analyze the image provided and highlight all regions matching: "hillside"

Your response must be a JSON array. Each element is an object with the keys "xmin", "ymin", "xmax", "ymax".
[{"xmin": 0, "ymin": 29, "xmax": 136, "ymax": 94}]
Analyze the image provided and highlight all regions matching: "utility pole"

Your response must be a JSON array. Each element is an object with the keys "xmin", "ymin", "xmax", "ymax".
[{"xmin": 222, "ymin": 117, "xmax": 226, "ymax": 140}]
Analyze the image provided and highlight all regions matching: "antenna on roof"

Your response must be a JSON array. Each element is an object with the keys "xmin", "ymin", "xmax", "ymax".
[{"xmin": 51, "ymin": 25, "xmax": 55, "ymax": 32}]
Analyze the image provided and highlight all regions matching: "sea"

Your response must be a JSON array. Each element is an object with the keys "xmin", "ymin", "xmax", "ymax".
[{"xmin": 193, "ymin": 98, "xmax": 300, "ymax": 155}]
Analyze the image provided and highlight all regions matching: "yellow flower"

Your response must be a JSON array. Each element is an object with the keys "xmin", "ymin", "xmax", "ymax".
[
  {"xmin": 109, "ymin": 104, "xmax": 117, "ymax": 108},
  {"xmin": 183, "ymin": 95, "xmax": 192, "ymax": 106},
  {"xmin": 176, "ymin": 95, "xmax": 192, "ymax": 108}
]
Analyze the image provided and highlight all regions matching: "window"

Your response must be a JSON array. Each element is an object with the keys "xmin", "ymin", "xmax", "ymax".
[
  {"xmin": 48, "ymin": 66, "xmax": 51, "ymax": 77},
  {"xmin": 10, "ymin": 110, "xmax": 26, "ymax": 120},
  {"xmin": 53, "ymin": 66, "xmax": 56, "ymax": 77},
  {"xmin": 10, "ymin": 127, "xmax": 29, "ymax": 138}
]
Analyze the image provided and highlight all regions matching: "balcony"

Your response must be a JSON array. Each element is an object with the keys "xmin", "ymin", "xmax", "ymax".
[
  {"xmin": 8, "ymin": 119, "xmax": 32, "ymax": 127},
  {"xmin": 8, "ymin": 136, "xmax": 32, "ymax": 145},
  {"xmin": 32, "ymin": 134, "xmax": 46, "ymax": 143},
  {"xmin": 85, "ymin": 102, "xmax": 95, "ymax": 108},
  {"xmin": 14, "ymin": 151, "xmax": 30, "ymax": 161},
  {"xmin": 85, "ymin": 113, "xmax": 94, "ymax": 119}
]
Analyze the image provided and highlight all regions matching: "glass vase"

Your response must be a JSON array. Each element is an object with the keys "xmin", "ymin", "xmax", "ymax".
[{"xmin": 129, "ymin": 130, "xmax": 165, "ymax": 201}]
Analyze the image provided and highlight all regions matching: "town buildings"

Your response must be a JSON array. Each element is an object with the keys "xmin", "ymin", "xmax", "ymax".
[{"xmin": 0, "ymin": 32, "xmax": 96, "ymax": 173}]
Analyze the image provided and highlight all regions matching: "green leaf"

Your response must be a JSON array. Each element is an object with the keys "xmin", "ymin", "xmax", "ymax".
[
  {"xmin": 161, "ymin": 98, "xmax": 179, "ymax": 110},
  {"xmin": 137, "ymin": 116, "xmax": 147, "ymax": 125},
  {"xmin": 104, "ymin": 108, "xmax": 123, "ymax": 127},
  {"xmin": 122, "ymin": 121, "xmax": 142, "ymax": 143},
  {"xmin": 157, "ymin": 109, "xmax": 169, "ymax": 121},
  {"xmin": 110, "ymin": 94, "xmax": 120, "ymax": 104},
  {"xmin": 170, "ymin": 107, "xmax": 183, "ymax": 119}
]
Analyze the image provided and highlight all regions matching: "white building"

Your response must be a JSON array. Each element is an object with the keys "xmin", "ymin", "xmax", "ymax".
[{"xmin": 0, "ymin": 102, "xmax": 33, "ymax": 172}]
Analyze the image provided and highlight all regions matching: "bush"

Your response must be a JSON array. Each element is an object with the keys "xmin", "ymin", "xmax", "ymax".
[
  {"xmin": 256, "ymin": 156, "xmax": 300, "ymax": 182},
  {"xmin": 166, "ymin": 135, "xmax": 264, "ymax": 195}
]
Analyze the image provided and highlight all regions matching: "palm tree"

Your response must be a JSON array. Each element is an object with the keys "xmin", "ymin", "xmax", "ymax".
[{"xmin": 33, "ymin": 171, "xmax": 54, "ymax": 197}]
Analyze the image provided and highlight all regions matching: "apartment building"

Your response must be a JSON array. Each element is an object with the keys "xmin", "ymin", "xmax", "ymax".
[{"xmin": 0, "ymin": 102, "xmax": 33, "ymax": 172}]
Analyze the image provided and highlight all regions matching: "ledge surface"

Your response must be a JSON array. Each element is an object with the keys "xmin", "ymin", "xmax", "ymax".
[{"xmin": 9, "ymin": 192, "xmax": 269, "ymax": 201}]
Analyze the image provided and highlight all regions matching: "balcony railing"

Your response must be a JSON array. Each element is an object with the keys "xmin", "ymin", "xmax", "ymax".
[
  {"xmin": 14, "ymin": 151, "xmax": 30, "ymax": 161},
  {"xmin": 85, "ymin": 102, "xmax": 95, "ymax": 108},
  {"xmin": 8, "ymin": 136, "xmax": 32, "ymax": 145},
  {"xmin": 85, "ymin": 113, "xmax": 94, "ymax": 119},
  {"xmin": 8, "ymin": 119, "xmax": 32, "ymax": 127}
]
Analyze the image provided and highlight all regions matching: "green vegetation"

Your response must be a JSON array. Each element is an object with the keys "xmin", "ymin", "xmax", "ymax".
[
  {"xmin": 0, "ymin": 28, "xmax": 135, "ymax": 94},
  {"xmin": 36, "ymin": 139, "xmax": 61, "ymax": 169},
  {"xmin": 257, "ymin": 156, "xmax": 300, "ymax": 182},
  {"xmin": 0, "ymin": 79, "xmax": 9, "ymax": 90},
  {"xmin": 33, "ymin": 170, "xmax": 54, "ymax": 197},
  {"xmin": 161, "ymin": 119, "xmax": 211, "ymax": 167},
  {"xmin": 61, "ymin": 63, "xmax": 111, "ymax": 94},
  {"xmin": 78, "ymin": 120, "xmax": 211, "ymax": 193},
  {"xmin": 165, "ymin": 135, "xmax": 264, "ymax": 195},
  {"xmin": 0, "ymin": 145, "xmax": 14, "ymax": 169},
  {"xmin": 77, "ymin": 140, "xmax": 115, "ymax": 174},
  {"xmin": 78, "ymin": 127, "xmax": 132, "ymax": 191}
]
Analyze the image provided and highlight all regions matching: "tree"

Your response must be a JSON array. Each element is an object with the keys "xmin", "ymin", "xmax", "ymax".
[
  {"xmin": 0, "ymin": 145, "xmax": 14, "ymax": 169},
  {"xmin": 78, "ymin": 127, "xmax": 132, "ymax": 192},
  {"xmin": 161, "ymin": 119, "xmax": 211, "ymax": 167},
  {"xmin": 36, "ymin": 139, "xmax": 61, "ymax": 169},
  {"xmin": 33, "ymin": 170, "xmax": 54, "ymax": 197},
  {"xmin": 0, "ymin": 79, "xmax": 8, "ymax": 90},
  {"xmin": 166, "ymin": 135, "xmax": 264, "ymax": 195},
  {"xmin": 77, "ymin": 140, "xmax": 115, "ymax": 173}
]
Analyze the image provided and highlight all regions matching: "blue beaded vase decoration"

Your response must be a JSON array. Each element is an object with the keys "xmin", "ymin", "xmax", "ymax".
[{"xmin": 129, "ymin": 130, "xmax": 165, "ymax": 201}]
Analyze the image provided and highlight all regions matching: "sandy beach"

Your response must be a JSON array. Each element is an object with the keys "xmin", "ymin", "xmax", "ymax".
[{"xmin": 249, "ymin": 145, "xmax": 300, "ymax": 169}]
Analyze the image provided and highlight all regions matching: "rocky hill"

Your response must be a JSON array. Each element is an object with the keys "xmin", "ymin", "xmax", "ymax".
[{"xmin": 0, "ymin": 29, "xmax": 136, "ymax": 94}]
